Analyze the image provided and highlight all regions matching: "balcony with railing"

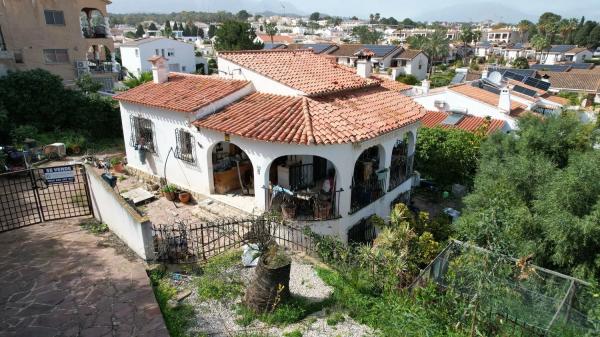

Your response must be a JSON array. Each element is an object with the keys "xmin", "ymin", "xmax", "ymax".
[
  {"xmin": 80, "ymin": 8, "xmax": 110, "ymax": 39},
  {"xmin": 350, "ymin": 171, "xmax": 387, "ymax": 214},
  {"xmin": 265, "ymin": 155, "xmax": 342, "ymax": 221}
]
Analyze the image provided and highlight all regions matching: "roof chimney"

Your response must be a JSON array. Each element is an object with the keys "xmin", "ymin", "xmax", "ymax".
[
  {"xmin": 354, "ymin": 48, "xmax": 374, "ymax": 78},
  {"xmin": 148, "ymin": 55, "xmax": 168, "ymax": 84},
  {"xmin": 421, "ymin": 79, "xmax": 430, "ymax": 94},
  {"xmin": 498, "ymin": 86, "xmax": 511, "ymax": 112},
  {"xmin": 481, "ymin": 69, "xmax": 489, "ymax": 79}
]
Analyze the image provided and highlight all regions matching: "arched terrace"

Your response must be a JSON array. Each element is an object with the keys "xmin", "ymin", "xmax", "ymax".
[
  {"xmin": 350, "ymin": 145, "xmax": 387, "ymax": 214},
  {"xmin": 210, "ymin": 141, "xmax": 254, "ymax": 197},
  {"xmin": 265, "ymin": 155, "xmax": 341, "ymax": 221},
  {"xmin": 80, "ymin": 8, "xmax": 109, "ymax": 39},
  {"xmin": 388, "ymin": 131, "xmax": 415, "ymax": 191}
]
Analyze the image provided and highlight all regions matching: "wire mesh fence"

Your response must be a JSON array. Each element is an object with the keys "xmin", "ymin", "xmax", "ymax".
[
  {"xmin": 152, "ymin": 216, "xmax": 315, "ymax": 264},
  {"xmin": 410, "ymin": 240, "xmax": 599, "ymax": 336}
]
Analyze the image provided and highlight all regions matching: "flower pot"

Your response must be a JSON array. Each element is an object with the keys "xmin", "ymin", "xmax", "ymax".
[
  {"xmin": 178, "ymin": 192, "xmax": 191, "ymax": 204},
  {"xmin": 313, "ymin": 201, "xmax": 332, "ymax": 219},
  {"xmin": 113, "ymin": 162, "xmax": 125, "ymax": 173},
  {"xmin": 281, "ymin": 203, "xmax": 296, "ymax": 220},
  {"xmin": 138, "ymin": 149, "xmax": 147, "ymax": 164},
  {"xmin": 164, "ymin": 191, "xmax": 176, "ymax": 201}
]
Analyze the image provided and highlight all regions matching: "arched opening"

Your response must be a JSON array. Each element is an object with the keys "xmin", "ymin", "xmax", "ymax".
[
  {"xmin": 388, "ymin": 132, "xmax": 414, "ymax": 191},
  {"xmin": 80, "ymin": 8, "xmax": 108, "ymax": 38},
  {"xmin": 211, "ymin": 141, "xmax": 254, "ymax": 196},
  {"xmin": 350, "ymin": 145, "xmax": 386, "ymax": 214},
  {"xmin": 266, "ymin": 155, "xmax": 340, "ymax": 221}
]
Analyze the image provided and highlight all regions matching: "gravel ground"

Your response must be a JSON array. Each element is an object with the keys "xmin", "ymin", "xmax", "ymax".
[{"xmin": 181, "ymin": 258, "xmax": 374, "ymax": 337}]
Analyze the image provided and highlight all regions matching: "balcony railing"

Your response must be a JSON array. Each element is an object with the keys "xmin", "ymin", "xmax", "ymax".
[
  {"xmin": 350, "ymin": 171, "xmax": 387, "ymax": 214},
  {"xmin": 265, "ymin": 185, "xmax": 343, "ymax": 221},
  {"xmin": 289, "ymin": 163, "xmax": 314, "ymax": 190},
  {"xmin": 388, "ymin": 153, "xmax": 414, "ymax": 191},
  {"xmin": 82, "ymin": 25, "xmax": 108, "ymax": 39}
]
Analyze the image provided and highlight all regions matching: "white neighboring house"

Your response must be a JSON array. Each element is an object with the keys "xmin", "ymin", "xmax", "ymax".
[
  {"xmin": 413, "ymin": 70, "xmax": 566, "ymax": 130},
  {"xmin": 120, "ymin": 37, "xmax": 195, "ymax": 77},
  {"xmin": 474, "ymin": 41, "xmax": 493, "ymax": 58},
  {"xmin": 114, "ymin": 50, "xmax": 423, "ymax": 243},
  {"xmin": 390, "ymin": 49, "xmax": 428, "ymax": 81},
  {"xmin": 540, "ymin": 45, "xmax": 593, "ymax": 65}
]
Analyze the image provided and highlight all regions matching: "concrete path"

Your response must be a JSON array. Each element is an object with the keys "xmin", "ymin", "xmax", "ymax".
[{"xmin": 0, "ymin": 218, "xmax": 169, "ymax": 337}]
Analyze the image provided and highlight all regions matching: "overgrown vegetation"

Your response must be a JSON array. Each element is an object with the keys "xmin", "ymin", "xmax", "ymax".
[
  {"xmin": 395, "ymin": 74, "xmax": 419, "ymax": 85},
  {"xmin": 236, "ymin": 296, "xmax": 330, "ymax": 327},
  {"xmin": 0, "ymin": 69, "xmax": 122, "ymax": 151},
  {"xmin": 196, "ymin": 250, "xmax": 244, "ymax": 300},
  {"xmin": 149, "ymin": 268, "xmax": 196, "ymax": 337},
  {"xmin": 79, "ymin": 219, "xmax": 108, "ymax": 234},
  {"xmin": 455, "ymin": 113, "xmax": 600, "ymax": 281}
]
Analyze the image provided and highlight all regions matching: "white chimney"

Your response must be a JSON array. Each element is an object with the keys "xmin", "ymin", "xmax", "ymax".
[
  {"xmin": 498, "ymin": 86, "xmax": 511, "ymax": 112},
  {"xmin": 148, "ymin": 55, "xmax": 168, "ymax": 84},
  {"xmin": 390, "ymin": 67, "xmax": 402, "ymax": 81},
  {"xmin": 356, "ymin": 59, "xmax": 372, "ymax": 78},
  {"xmin": 481, "ymin": 69, "xmax": 489, "ymax": 79},
  {"xmin": 421, "ymin": 79, "xmax": 430, "ymax": 94}
]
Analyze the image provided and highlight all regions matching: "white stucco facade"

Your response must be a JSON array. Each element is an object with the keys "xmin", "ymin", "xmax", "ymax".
[
  {"xmin": 120, "ymin": 96, "xmax": 419, "ymax": 242},
  {"xmin": 121, "ymin": 38, "xmax": 196, "ymax": 76},
  {"xmin": 396, "ymin": 53, "xmax": 428, "ymax": 81}
]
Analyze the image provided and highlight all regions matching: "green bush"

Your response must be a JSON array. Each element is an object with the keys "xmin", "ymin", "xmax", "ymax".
[
  {"xmin": 396, "ymin": 74, "xmax": 419, "ymax": 85},
  {"xmin": 148, "ymin": 269, "xmax": 196, "ymax": 337}
]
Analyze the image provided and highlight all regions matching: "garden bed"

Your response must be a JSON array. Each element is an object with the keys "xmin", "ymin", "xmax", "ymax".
[{"xmin": 149, "ymin": 250, "xmax": 373, "ymax": 337}]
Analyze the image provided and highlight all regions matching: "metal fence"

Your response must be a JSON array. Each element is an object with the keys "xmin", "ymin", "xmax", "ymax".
[
  {"xmin": 0, "ymin": 164, "xmax": 93, "ymax": 232},
  {"xmin": 152, "ymin": 216, "xmax": 314, "ymax": 264},
  {"xmin": 350, "ymin": 172, "xmax": 387, "ymax": 214},
  {"xmin": 410, "ymin": 240, "xmax": 600, "ymax": 337}
]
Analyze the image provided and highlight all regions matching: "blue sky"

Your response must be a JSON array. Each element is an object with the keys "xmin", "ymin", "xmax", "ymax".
[{"xmin": 108, "ymin": 0, "xmax": 600, "ymax": 23}]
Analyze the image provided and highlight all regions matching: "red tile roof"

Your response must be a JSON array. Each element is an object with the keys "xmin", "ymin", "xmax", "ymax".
[
  {"xmin": 193, "ymin": 86, "xmax": 425, "ymax": 145},
  {"xmin": 449, "ymin": 84, "xmax": 527, "ymax": 114},
  {"xmin": 421, "ymin": 111, "xmax": 505, "ymax": 135},
  {"xmin": 218, "ymin": 50, "xmax": 380, "ymax": 96},
  {"xmin": 114, "ymin": 73, "xmax": 249, "ymax": 113},
  {"xmin": 256, "ymin": 34, "xmax": 294, "ymax": 44}
]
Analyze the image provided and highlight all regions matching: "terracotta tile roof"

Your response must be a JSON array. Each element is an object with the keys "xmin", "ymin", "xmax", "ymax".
[
  {"xmin": 193, "ymin": 86, "xmax": 425, "ymax": 145},
  {"xmin": 218, "ymin": 50, "xmax": 380, "ymax": 96},
  {"xmin": 114, "ymin": 73, "xmax": 250, "ymax": 113},
  {"xmin": 542, "ymin": 94, "xmax": 569, "ymax": 105},
  {"xmin": 395, "ymin": 49, "xmax": 423, "ymax": 60},
  {"xmin": 449, "ymin": 84, "xmax": 527, "ymax": 113},
  {"xmin": 372, "ymin": 76, "xmax": 412, "ymax": 92},
  {"xmin": 256, "ymin": 34, "xmax": 294, "ymax": 44},
  {"xmin": 539, "ymin": 71, "xmax": 600, "ymax": 92},
  {"xmin": 421, "ymin": 111, "xmax": 505, "ymax": 135}
]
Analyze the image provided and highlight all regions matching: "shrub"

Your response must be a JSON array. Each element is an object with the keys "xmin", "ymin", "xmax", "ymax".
[{"xmin": 396, "ymin": 74, "xmax": 419, "ymax": 85}]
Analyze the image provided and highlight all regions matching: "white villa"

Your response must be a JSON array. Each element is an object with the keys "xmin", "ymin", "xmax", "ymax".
[
  {"xmin": 120, "ymin": 37, "xmax": 196, "ymax": 76},
  {"xmin": 539, "ymin": 45, "xmax": 593, "ymax": 65},
  {"xmin": 114, "ymin": 50, "xmax": 424, "ymax": 242}
]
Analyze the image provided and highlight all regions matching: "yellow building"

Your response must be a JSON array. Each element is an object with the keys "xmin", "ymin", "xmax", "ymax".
[{"xmin": 0, "ymin": 0, "xmax": 116, "ymax": 87}]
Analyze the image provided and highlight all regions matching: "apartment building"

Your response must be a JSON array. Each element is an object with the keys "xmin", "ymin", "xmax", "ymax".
[{"xmin": 0, "ymin": 0, "xmax": 117, "ymax": 87}]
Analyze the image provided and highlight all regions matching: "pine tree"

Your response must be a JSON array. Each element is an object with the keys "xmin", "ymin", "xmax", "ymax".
[
  {"xmin": 172, "ymin": 22, "xmax": 179, "ymax": 31},
  {"xmin": 135, "ymin": 24, "xmax": 145, "ymax": 38}
]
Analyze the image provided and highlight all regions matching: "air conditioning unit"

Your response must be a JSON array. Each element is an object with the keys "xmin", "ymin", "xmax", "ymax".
[
  {"xmin": 434, "ymin": 100, "xmax": 446, "ymax": 108},
  {"xmin": 75, "ymin": 60, "xmax": 89, "ymax": 69}
]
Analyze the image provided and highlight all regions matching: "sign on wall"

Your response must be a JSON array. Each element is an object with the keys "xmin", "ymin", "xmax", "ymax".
[{"xmin": 43, "ymin": 166, "xmax": 75, "ymax": 184}]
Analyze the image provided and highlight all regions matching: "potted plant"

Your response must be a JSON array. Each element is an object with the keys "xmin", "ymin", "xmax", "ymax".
[
  {"xmin": 161, "ymin": 184, "xmax": 177, "ymax": 201},
  {"xmin": 110, "ymin": 156, "xmax": 125, "ymax": 173},
  {"xmin": 178, "ymin": 190, "xmax": 191, "ymax": 204}
]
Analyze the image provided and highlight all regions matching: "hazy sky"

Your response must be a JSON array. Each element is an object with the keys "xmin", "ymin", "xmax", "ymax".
[{"xmin": 108, "ymin": 0, "xmax": 600, "ymax": 22}]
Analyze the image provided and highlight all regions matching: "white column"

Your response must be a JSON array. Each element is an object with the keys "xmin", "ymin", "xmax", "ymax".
[{"xmin": 249, "ymin": 156, "xmax": 272, "ymax": 214}]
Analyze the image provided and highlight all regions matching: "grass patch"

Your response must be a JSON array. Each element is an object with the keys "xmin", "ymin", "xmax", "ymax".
[
  {"xmin": 315, "ymin": 267, "xmax": 470, "ymax": 337},
  {"xmin": 283, "ymin": 330, "xmax": 303, "ymax": 337},
  {"xmin": 196, "ymin": 249, "xmax": 244, "ymax": 301},
  {"xmin": 79, "ymin": 219, "xmax": 108, "ymax": 234},
  {"xmin": 148, "ymin": 268, "xmax": 196, "ymax": 337},
  {"xmin": 326, "ymin": 311, "xmax": 345, "ymax": 326},
  {"xmin": 236, "ymin": 296, "xmax": 331, "ymax": 327}
]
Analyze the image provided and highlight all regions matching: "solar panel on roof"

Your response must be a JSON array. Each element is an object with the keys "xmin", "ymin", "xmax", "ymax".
[
  {"xmin": 441, "ymin": 113, "xmax": 464, "ymax": 125},
  {"xmin": 263, "ymin": 43, "xmax": 284, "ymax": 50},
  {"xmin": 361, "ymin": 44, "xmax": 397, "ymax": 57},
  {"xmin": 549, "ymin": 45, "xmax": 576, "ymax": 53},
  {"xmin": 530, "ymin": 64, "xmax": 571, "ymax": 72},
  {"xmin": 524, "ymin": 77, "xmax": 551, "ymax": 91},
  {"xmin": 301, "ymin": 44, "xmax": 333, "ymax": 53},
  {"xmin": 451, "ymin": 72, "xmax": 466, "ymax": 84},
  {"xmin": 503, "ymin": 71, "xmax": 525, "ymax": 82},
  {"xmin": 568, "ymin": 63, "xmax": 593, "ymax": 70},
  {"xmin": 473, "ymin": 81, "xmax": 501, "ymax": 95},
  {"xmin": 513, "ymin": 85, "xmax": 537, "ymax": 97}
]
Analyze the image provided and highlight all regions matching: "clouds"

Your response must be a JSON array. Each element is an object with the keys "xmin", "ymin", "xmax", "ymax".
[{"xmin": 108, "ymin": 0, "xmax": 599, "ymax": 22}]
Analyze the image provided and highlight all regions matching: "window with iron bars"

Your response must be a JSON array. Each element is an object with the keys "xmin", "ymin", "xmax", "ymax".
[
  {"xmin": 174, "ymin": 129, "xmax": 194, "ymax": 163},
  {"xmin": 130, "ymin": 116, "xmax": 155, "ymax": 152}
]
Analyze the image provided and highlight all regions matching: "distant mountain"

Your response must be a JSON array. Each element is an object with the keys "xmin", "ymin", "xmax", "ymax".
[
  {"xmin": 415, "ymin": 2, "xmax": 535, "ymax": 23},
  {"xmin": 108, "ymin": 0, "xmax": 304, "ymax": 15}
]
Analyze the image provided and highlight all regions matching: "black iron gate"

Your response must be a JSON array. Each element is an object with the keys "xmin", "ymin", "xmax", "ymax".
[{"xmin": 0, "ymin": 164, "xmax": 93, "ymax": 232}]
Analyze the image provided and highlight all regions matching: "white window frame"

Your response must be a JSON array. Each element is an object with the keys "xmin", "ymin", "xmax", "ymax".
[{"xmin": 43, "ymin": 49, "xmax": 69, "ymax": 64}]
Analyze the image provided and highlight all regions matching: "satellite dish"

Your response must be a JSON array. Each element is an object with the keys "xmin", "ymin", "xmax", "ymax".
[{"xmin": 488, "ymin": 71, "xmax": 502, "ymax": 85}]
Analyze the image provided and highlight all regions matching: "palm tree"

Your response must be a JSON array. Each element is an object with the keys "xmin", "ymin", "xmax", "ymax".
[
  {"xmin": 458, "ymin": 25, "xmax": 474, "ymax": 63},
  {"xmin": 531, "ymin": 35, "xmax": 551, "ymax": 64},
  {"xmin": 517, "ymin": 20, "xmax": 531, "ymax": 43},
  {"xmin": 423, "ymin": 29, "xmax": 450, "ymax": 76},
  {"xmin": 265, "ymin": 22, "xmax": 278, "ymax": 44},
  {"xmin": 123, "ymin": 71, "xmax": 153, "ymax": 89}
]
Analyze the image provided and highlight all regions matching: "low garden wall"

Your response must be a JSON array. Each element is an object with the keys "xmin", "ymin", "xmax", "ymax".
[{"xmin": 85, "ymin": 165, "xmax": 155, "ymax": 260}]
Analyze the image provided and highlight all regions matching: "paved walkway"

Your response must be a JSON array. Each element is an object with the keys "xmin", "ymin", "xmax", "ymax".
[{"xmin": 0, "ymin": 218, "xmax": 169, "ymax": 337}]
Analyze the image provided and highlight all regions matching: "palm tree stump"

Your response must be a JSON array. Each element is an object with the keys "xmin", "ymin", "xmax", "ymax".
[{"xmin": 243, "ymin": 244, "xmax": 291, "ymax": 313}]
